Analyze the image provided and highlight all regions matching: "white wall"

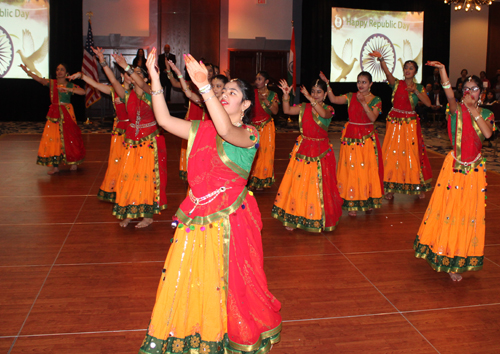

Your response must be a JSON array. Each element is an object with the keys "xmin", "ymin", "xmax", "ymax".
[
  {"xmin": 449, "ymin": 7, "xmax": 489, "ymax": 86},
  {"xmin": 82, "ymin": 0, "xmax": 150, "ymax": 37},
  {"xmin": 228, "ymin": 0, "xmax": 293, "ymax": 40}
]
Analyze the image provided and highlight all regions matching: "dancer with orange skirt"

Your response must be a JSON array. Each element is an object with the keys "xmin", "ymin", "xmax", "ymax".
[
  {"xmin": 369, "ymin": 51, "xmax": 432, "ymax": 199},
  {"xmin": 68, "ymin": 47, "xmax": 131, "ymax": 202},
  {"xmin": 138, "ymin": 50, "xmax": 281, "ymax": 354},
  {"xmin": 272, "ymin": 79, "xmax": 343, "ymax": 232},
  {"xmin": 21, "ymin": 63, "xmax": 86, "ymax": 175},
  {"xmin": 112, "ymin": 55, "xmax": 168, "ymax": 228},
  {"xmin": 414, "ymin": 62, "xmax": 495, "ymax": 282},
  {"xmin": 248, "ymin": 71, "xmax": 279, "ymax": 190},
  {"xmin": 322, "ymin": 71, "xmax": 384, "ymax": 216}
]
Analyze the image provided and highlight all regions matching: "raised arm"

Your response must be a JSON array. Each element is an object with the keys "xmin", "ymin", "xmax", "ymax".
[
  {"xmin": 112, "ymin": 53, "xmax": 151, "ymax": 94},
  {"xmin": 20, "ymin": 64, "xmax": 49, "ymax": 86},
  {"xmin": 68, "ymin": 71, "xmax": 111, "ymax": 95},
  {"xmin": 301, "ymin": 86, "xmax": 330, "ymax": 119},
  {"xmin": 184, "ymin": 54, "xmax": 256, "ymax": 148},
  {"xmin": 92, "ymin": 47, "xmax": 126, "ymax": 98},
  {"xmin": 145, "ymin": 48, "xmax": 191, "ymax": 139},
  {"xmin": 426, "ymin": 61, "xmax": 456, "ymax": 113},
  {"xmin": 278, "ymin": 79, "xmax": 301, "ymax": 115},
  {"xmin": 170, "ymin": 60, "xmax": 201, "ymax": 102},
  {"xmin": 369, "ymin": 51, "xmax": 395, "ymax": 86},
  {"xmin": 164, "ymin": 59, "xmax": 181, "ymax": 89}
]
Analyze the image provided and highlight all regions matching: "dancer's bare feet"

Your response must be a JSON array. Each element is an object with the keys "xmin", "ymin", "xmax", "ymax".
[
  {"xmin": 348, "ymin": 211, "xmax": 357, "ymax": 217},
  {"xmin": 70, "ymin": 165, "xmax": 78, "ymax": 171},
  {"xmin": 418, "ymin": 192, "xmax": 426, "ymax": 199},
  {"xmin": 47, "ymin": 167, "xmax": 59, "ymax": 175},
  {"xmin": 119, "ymin": 218, "xmax": 131, "ymax": 228},
  {"xmin": 285, "ymin": 226, "xmax": 294, "ymax": 231},
  {"xmin": 449, "ymin": 273, "xmax": 463, "ymax": 282},
  {"xmin": 384, "ymin": 192, "xmax": 394, "ymax": 200},
  {"xmin": 136, "ymin": 217, "xmax": 153, "ymax": 228}
]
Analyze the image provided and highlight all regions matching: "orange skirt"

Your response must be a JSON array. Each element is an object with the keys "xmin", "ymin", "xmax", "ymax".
[
  {"xmin": 414, "ymin": 151, "xmax": 486, "ymax": 273},
  {"xmin": 112, "ymin": 138, "xmax": 167, "ymax": 220},
  {"xmin": 179, "ymin": 139, "xmax": 188, "ymax": 181},
  {"xmin": 97, "ymin": 133, "xmax": 126, "ymax": 202},
  {"xmin": 382, "ymin": 119, "xmax": 431, "ymax": 194},
  {"xmin": 248, "ymin": 120, "xmax": 275, "ymax": 189},
  {"xmin": 337, "ymin": 128, "xmax": 383, "ymax": 211}
]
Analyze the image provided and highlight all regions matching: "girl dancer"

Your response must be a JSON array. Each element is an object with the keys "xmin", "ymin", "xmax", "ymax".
[
  {"xmin": 138, "ymin": 49, "xmax": 281, "ymax": 354},
  {"xmin": 272, "ymin": 79, "xmax": 343, "ymax": 232},
  {"xmin": 414, "ymin": 62, "xmax": 494, "ymax": 281}
]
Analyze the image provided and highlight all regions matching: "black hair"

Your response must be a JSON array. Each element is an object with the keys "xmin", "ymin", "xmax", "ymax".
[
  {"xmin": 229, "ymin": 78, "xmax": 254, "ymax": 125},
  {"xmin": 132, "ymin": 65, "xmax": 147, "ymax": 78},
  {"xmin": 57, "ymin": 63, "xmax": 69, "ymax": 73},
  {"xmin": 403, "ymin": 60, "xmax": 419, "ymax": 73},
  {"xmin": 256, "ymin": 71, "xmax": 270, "ymax": 81},
  {"xmin": 357, "ymin": 71, "xmax": 372, "ymax": 83},
  {"xmin": 310, "ymin": 79, "xmax": 327, "ymax": 92},
  {"xmin": 136, "ymin": 48, "xmax": 145, "ymax": 57},
  {"xmin": 461, "ymin": 69, "xmax": 468, "ymax": 75},
  {"xmin": 212, "ymin": 74, "xmax": 228, "ymax": 85},
  {"xmin": 464, "ymin": 75, "xmax": 482, "ymax": 90}
]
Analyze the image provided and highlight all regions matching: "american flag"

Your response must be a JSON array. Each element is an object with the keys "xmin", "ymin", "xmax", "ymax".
[{"xmin": 82, "ymin": 19, "xmax": 101, "ymax": 108}]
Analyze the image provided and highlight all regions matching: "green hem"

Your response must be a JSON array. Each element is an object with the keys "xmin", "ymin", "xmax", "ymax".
[
  {"xmin": 248, "ymin": 176, "xmax": 275, "ymax": 189},
  {"xmin": 384, "ymin": 181, "xmax": 432, "ymax": 195},
  {"xmin": 37, "ymin": 155, "xmax": 64, "ymax": 167},
  {"xmin": 341, "ymin": 197, "xmax": 383, "ymax": 211},
  {"xmin": 413, "ymin": 236, "xmax": 483, "ymax": 273},
  {"xmin": 112, "ymin": 202, "xmax": 167, "ymax": 220},
  {"xmin": 271, "ymin": 205, "xmax": 338, "ymax": 233},
  {"xmin": 97, "ymin": 189, "xmax": 116, "ymax": 203}
]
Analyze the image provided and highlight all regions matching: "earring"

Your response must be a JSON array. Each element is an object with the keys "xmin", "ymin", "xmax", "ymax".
[{"xmin": 240, "ymin": 110, "xmax": 245, "ymax": 119}]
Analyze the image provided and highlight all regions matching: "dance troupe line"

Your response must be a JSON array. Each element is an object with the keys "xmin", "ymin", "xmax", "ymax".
[{"xmin": 20, "ymin": 44, "xmax": 495, "ymax": 352}]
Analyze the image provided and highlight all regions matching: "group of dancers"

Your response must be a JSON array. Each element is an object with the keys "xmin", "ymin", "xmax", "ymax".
[{"xmin": 21, "ymin": 44, "xmax": 494, "ymax": 353}]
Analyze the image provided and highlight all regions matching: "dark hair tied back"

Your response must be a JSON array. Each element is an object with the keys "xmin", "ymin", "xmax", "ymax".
[
  {"xmin": 229, "ymin": 78, "xmax": 254, "ymax": 125},
  {"xmin": 310, "ymin": 79, "xmax": 327, "ymax": 92},
  {"xmin": 358, "ymin": 71, "xmax": 372, "ymax": 83},
  {"xmin": 404, "ymin": 60, "xmax": 419, "ymax": 73}
]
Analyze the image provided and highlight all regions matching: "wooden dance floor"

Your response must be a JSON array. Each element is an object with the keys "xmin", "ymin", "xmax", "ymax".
[{"xmin": 2, "ymin": 131, "xmax": 500, "ymax": 354}]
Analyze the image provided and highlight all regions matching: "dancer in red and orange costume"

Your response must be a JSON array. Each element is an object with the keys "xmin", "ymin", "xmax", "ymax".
[
  {"xmin": 21, "ymin": 63, "xmax": 86, "ymax": 175},
  {"xmin": 414, "ymin": 62, "xmax": 495, "ymax": 282},
  {"xmin": 369, "ymin": 51, "xmax": 432, "ymax": 200},
  {"xmin": 68, "ymin": 47, "xmax": 131, "ymax": 202},
  {"xmin": 248, "ymin": 71, "xmax": 279, "ymax": 190},
  {"xmin": 138, "ymin": 50, "xmax": 281, "ymax": 354},
  {"xmin": 272, "ymin": 79, "xmax": 343, "ymax": 232},
  {"xmin": 111, "ymin": 54, "xmax": 168, "ymax": 228},
  {"xmin": 322, "ymin": 71, "xmax": 384, "ymax": 216}
]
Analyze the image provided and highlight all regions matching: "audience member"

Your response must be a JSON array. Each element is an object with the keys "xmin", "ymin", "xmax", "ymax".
[
  {"xmin": 455, "ymin": 68, "xmax": 468, "ymax": 88},
  {"xmin": 454, "ymin": 82, "xmax": 463, "ymax": 102},
  {"xmin": 158, "ymin": 44, "xmax": 177, "ymax": 102},
  {"xmin": 480, "ymin": 71, "xmax": 491, "ymax": 89},
  {"xmin": 132, "ymin": 48, "xmax": 147, "ymax": 73}
]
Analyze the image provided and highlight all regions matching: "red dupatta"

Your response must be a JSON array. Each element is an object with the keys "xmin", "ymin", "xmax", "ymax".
[
  {"xmin": 296, "ymin": 103, "xmax": 333, "ymax": 159},
  {"xmin": 46, "ymin": 80, "xmax": 85, "ymax": 164},
  {"xmin": 110, "ymin": 87, "xmax": 129, "ymax": 134},
  {"xmin": 124, "ymin": 90, "xmax": 160, "ymax": 144},
  {"xmin": 185, "ymin": 100, "xmax": 208, "ymax": 121},
  {"xmin": 391, "ymin": 80, "xmax": 432, "ymax": 182},
  {"xmin": 252, "ymin": 89, "xmax": 277, "ymax": 128},
  {"xmin": 345, "ymin": 93, "xmax": 384, "ymax": 190}
]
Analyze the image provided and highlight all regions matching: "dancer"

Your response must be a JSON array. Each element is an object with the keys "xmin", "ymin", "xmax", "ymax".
[
  {"xmin": 414, "ymin": 62, "xmax": 494, "ymax": 282},
  {"xmin": 248, "ymin": 71, "xmax": 279, "ymax": 190},
  {"xmin": 369, "ymin": 51, "xmax": 432, "ymax": 199},
  {"xmin": 68, "ymin": 48, "xmax": 131, "ymax": 202},
  {"xmin": 272, "ymin": 79, "xmax": 343, "ymax": 232},
  {"xmin": 321, "ymin": 71, "xmax": 384, "ymax": 216},
  {"xmin": 111, "ymin": 54, "xmax": 168, "ymax": 228},
  {"xmin": 138, "ymin": 49, "xmax": 281, "ymax": 354},
  {"xmin": 21, "ymin": 63, "xmax": 86, "ymax": 175}
]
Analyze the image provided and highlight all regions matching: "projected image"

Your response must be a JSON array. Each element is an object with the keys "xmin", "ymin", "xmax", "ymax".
[
  {"xmin": 0, "ymin": 0, "xmax": 49, "ymax": 79},
  {"xmin": 331, "ymin": 8, "xmax": 423, "ymax": 83}
]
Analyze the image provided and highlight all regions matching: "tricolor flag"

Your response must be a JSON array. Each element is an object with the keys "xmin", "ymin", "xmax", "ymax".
[
  {"xmin": 287, "ymin": 24, "xmax": 296, "ymax": 103},
  {"xmin": 82, "ymin": 19, "xmax": 101, "ymax": 108}
]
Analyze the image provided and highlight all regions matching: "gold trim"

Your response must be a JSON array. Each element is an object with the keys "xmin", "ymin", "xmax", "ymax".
[
  {"xmin": 186, "ymin": 120, "xmax": 201, "ymax": 173},
  {"xmin": 216, "ymin": 135, "xmax": 249, "ymax": 180},
  {"xmin": 252, "ymin": 117, "xmax": 272, "ymax": 130},
  {"xmin": 124, "ymin": 129, "xmax": 160, "ymax": 145},
  {"xmin": 259, "ymin": 91, "xmax": 277, "ymax": 116},
  {"xmin": 228, "ymin": 323, "xmax": 282, "ymax": 352},
  {"xmin": 298, "ymin": 103, "xmax": 306, "ymax": 135},
  {"xmin": 341, "ymin": 127, "xmax": 375, "ymax": 144},
  {"xmin": 295, "ymin": 147, "xmax": 330, "ymax": 162},
  {"xmin": 311, "ymin": 104, "xmax": 329, "ymax": 132},
  {"xmin": 222, "ymin": 215, "xmax": 230, "ymax": 316},
  {"xmin": 317, "ymin": 161, "xmax": 326, "ymax": 229},
  {"xmin": 176, "ymin": 188, "xmax": 249, "ymax": 226}
]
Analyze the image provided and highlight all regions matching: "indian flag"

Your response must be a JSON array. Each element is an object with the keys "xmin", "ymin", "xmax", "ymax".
[{"xmin": 287, "ymin": 25, "xmax": 296, "ymax": 103}]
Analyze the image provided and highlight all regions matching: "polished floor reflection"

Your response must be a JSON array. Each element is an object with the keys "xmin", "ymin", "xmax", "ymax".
[{"xmin": 1, "ymin": 131, "xmax": 500, "ymax": 354}]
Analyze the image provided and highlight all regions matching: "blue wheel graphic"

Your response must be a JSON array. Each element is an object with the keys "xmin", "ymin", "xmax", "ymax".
[
  {"xmin": 0, "ymin": 26, "xmax": 14, "ymax": 78},
  {"xmin": 360, "ymin": 33, "xmax": 396, "ymax": 83}
]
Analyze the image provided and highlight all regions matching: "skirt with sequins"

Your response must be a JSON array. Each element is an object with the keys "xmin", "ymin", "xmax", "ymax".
[
  {"xmin": 414, "ymin": 151, "xmax": 486, "ymax": 273},
  {"xmin": 97, "ymin": 133, "xmax": 126, "ymax": 202},
  {"xmin": 248, "ymin": 119, "xmax": 275, "ymax": 189}
]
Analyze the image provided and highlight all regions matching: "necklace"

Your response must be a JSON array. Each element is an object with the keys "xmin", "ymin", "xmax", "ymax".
[{"xmin": 232, "ymin": 120, "xmax": 243, "ymax": 127}]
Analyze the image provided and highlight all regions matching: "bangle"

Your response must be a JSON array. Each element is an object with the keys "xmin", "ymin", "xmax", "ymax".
[
  {"xmin": 166, "ymin": 70, "xmax": 171, "ymax": 73},
  {"xmin": 311, "ymin": 102, "xmax": 317, "ymax": 107},
  {"xmin": 203, "ymin": 94, "xmax": 216, "ymax": 103},
  {"xmin": 199, "ymin": 83, "xmax": 212, "ymax": 94},
  {"xmin": 182, "ymin": 88, "xmax": 190, "ymax": 92},
  {"xmin": 125, "ymin": 65, "xmax": 130, "ymax": 71},
  {"xmin": 377, "ymin": 57, "xmax": 384, "ymax": 62},
  {"xmin": 177, "ymin": 75, "xmax": 183, "ymax": 79},
  {"xmin": 327, "ymin": 88, "xmax": 332, "ymax": 93},
  {"xmin": 266, "ymin": 102, "xmax": 272, "ymax": 107},
  {"xmin": 441, "ymin": 80, "xmax": 450, "ymax": 86},
  {"xmin": 475, "ymin": 115, "xmax": 481, "ymax": 121},
  {"xmin": 100, "ymin": 61, "xmax": 107, "ymax": 67},
  {"xmin": 151, "ymin": 88, "xmax": 164, "ymax": 96},
  {"xmin": 442, "ymin": 83, "xmax": 451, "ymax": 89},
  {"xmin": 125, "ymin": 66, "xmax": 134, "ymax": 75},
  {"xmin": 282, "ymin": 98, "xmax": 290, "ymax": 102},
  {"xmin": 167, "ymin": 74, "xmax": 173, "ymax": 80}
]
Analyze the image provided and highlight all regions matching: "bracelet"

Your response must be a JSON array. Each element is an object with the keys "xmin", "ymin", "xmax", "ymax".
[
  {"xmin": 266, "ymin": 102, "xmax": 272, "ymax": 107},
  {"xmin": 311, "ymin": 102, "xmax": 317, "ymax": 107},
  {"xmin": 474, "ymin": 115, "xmax": 481, "ymax": 121},
  {"xmin": 377, "ymin": 57, "xmax": 384, "ymax": 62},
  {"xmin": 282, "ymin": 98, "xmax": 290, "ymax": 102},
  {"xmin": 441, "ymin": 80, "xmax": 450, "ymax": 86},
  {"xmin": 182, "ymin": 88, "xmax": 190, "ymax": 92},
  {"xmin": 167, "ymin": 74, "xmax": 173, "ymax": 80},
  {"xmin": 203, "ymin": 94, "xmax": 216, "ymax": 103},
  {"xmin": 100, "ymin": 61, "xmax": 107, "ymax": 67},
  {"xmin": 177, "ymin": 75, "xmax": 183, "ymax": 79},
  {"xmin": 442, "ymin": 83, "xmax": 451, "ymax": 89},
  {"xmin": 327, "ymin": 88, "xmax": 332, "ymax": 93},
  {"xmin": 166, "ymin": 70, "xmax": 171, "ymax": 73},
  {"xmin": 125, "ymin": 66, "xmax": 134, "ymax": 75},
  {"xmin": 125, "ymin": 65, "xmax": 130, "ymax": 72},
  {"xmin": 199, "ymin": 83, "xmax": 212, "ymax": 94},
  {"xmin": 151, "ymin": 88, "xmax": 164, "ymax": 96}
]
